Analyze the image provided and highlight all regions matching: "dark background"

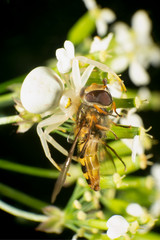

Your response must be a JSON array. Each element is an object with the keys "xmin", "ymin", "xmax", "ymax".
[{"xmin": 0, "ymin": 0, "xmax": 160, "ymax": 239}]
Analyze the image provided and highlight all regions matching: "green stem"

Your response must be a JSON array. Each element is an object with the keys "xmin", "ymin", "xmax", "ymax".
[
  {"xmin": 85, "ymin": 219, "xmax": 108, "ymax": 230},
  {"xmin": 65, "ymin": 183, "xmax": 85, "ymax": 214},
  {"xmin": 0, "ymin": 115, "xmax": 23, "ymax": 125},
  {"xmin": 0, "ymin": 92, "xmax": 18, "ymax": 107},
  {"xmin": 0, "ymin": 200, "xmax": 47, "ymax": 222},
  {"xmin": 0, "ymin": 183, "xmax": 48, "ymax": 210},
  {"xmin": 0, "ymin": 75, "xmax": 25, "ymax": 94},
  {"xmin": 134, "ymin": 232, "xmax": 160, "ymax": 240},
  {"xmin": 107, "ymin": 125, "xmax": 139, "ymax": 139},
  {"xmin": 0, "ymin": 159, "xmax": 59, "ymax": 178},
  {"xmin": 113, "ymin": 97, "xmax": 137, "ymax": 109}
]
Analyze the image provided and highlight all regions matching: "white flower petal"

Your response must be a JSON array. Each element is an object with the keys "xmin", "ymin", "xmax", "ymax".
[
  {"xmin": 64, "ymin": 40, "xmax": 75, "ymax": 59},
  {"xmin": 90, "ymin": 33, "xmax": 113, "ymax": 53},
  {"xmin": 150, "ymin": 199, "xmax": 160, "ymax": 217},
  {"xmin": 120, "ymin": 109, "xmax": 143, "ymax": 127},
  {"xmin": 107, "ymin": 82, "xmax": 122, "ymax": 98},
  {"xmin": 126, "ymin": 203, "xmax": 144, "ymax": 217},
  {"xmin": 57, "ymin": 59, "xmax": 71, "ymax": 74},
  {"xmin": 82, "ymin": 0, "xmax": 97, "ymax": 10},
  {"xmin": 106, "ymin": 215, "xmax": 129, "ymax": 239},
  {"xmin": 110, "ymin": 56, "xmax": 129, "ymax": 73},
  {"xmin": 72, "ymin": 59, "xmax": 81, "ymax": 92},
  {"xmin": 55, "ymin": 48, "xmax": 67, "ymax": 61},
  {"xmin": 132, "ymin": 135, "xmax": 144, "ymax": 162},
  {"xmin": 151, "ymin": 163, "xmax": 160, "ymax": 183},
  {"xmin": 81, "ymin": 65, "xmax": 95, "ymax": 87},
  {"xmin": 121, "ymin": 139, "xmax": 133, "ymax": 151},
  {"xmin": 113, "ymin": 22, "xmax": 131, "ymax": 45},
  {"xmin": 132, "ymin": 10, "xmax": 152, "ymax": 37},
  {"xmin": 129, "ymin": 61, "xmax": 150, "ymax": 86},
  {"xmin": 96, "ymin": 18, "xmax": 108, "ymax": 36},
  {"xmin": 55, "ymin": 41, "xmax": 75, "ymax": 73},
  {"xmin": 101, "ymin": 8, "xmax": 116, "ymax": 23},
  {"xmin": 149, "ymin": 45, "xmax": 160, "ymax": 67},
  {"xmin": 138, "ymin": 87, "xmax": 151, "ymax": 101}
]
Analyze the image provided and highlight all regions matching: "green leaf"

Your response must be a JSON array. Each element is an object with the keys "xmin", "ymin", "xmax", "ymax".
[{"xmin": 67, "ymin": 12, "xmax": 96, "ymax": 45}]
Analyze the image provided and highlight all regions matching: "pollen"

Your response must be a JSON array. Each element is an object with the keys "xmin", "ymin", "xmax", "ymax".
[{"xmin": 65, "ymin": 97, "xmax": 72, "ymax": 108}]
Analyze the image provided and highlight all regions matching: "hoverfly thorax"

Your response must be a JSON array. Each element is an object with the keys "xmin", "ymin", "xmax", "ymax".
[{"xmin": 80, "ymin": 81, "xmax": 113, "ymax": 108}]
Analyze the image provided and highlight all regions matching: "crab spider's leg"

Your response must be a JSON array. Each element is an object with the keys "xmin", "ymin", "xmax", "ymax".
[
  {"xmin": 44, "ymin": 125, "xmax": 68, "ymax": 156},
  {"xmin": 76, "ymin": 56, "xmax": 126, "ymax": 92},
  {"xmin": 37, "ymin": 113, "xmax": 68, "ymax": 171}
]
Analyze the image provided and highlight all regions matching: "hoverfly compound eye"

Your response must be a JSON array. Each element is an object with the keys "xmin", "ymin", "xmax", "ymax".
[
  {"xmin": 80, "ymin": 87, "xmax": 85, "ymax": 98},
  {"xmin": 20, "ymin": 66, "xmax": 64, "ymax": 114},
  {"xmin": 85, "ymin": 90, "xmax": 112, "ymax": 106}
]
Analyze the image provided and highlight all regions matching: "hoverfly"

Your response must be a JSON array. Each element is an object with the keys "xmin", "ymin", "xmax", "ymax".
[{"xmin": 51, "ymin": 79, "xmax": 125, "ymax": 202}]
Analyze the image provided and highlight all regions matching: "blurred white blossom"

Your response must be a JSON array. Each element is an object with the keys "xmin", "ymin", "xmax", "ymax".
[
  {"xmin": 150, "ymin": 163, "xmax": 160, "ymax": 190},
  {"xmin": 150, "ymin": 199, "xmax": 160, "ymax": 218},
  {"xmin": 126, "ymin": 203, "xmax": 144, "ymax": 217},
  {"xmin": 83, "ymin": 0, "xmax": 116, "ymax": 36},
  {"xmin": 106, "ymin": 215, "xmax": 129, "ymax": 239},
  {"xmin": 90, "ymin": 33, "xmax": 113, "ymax": 53},
  {"xmin": 111, "ymin": 10, "xmax": 160, "ymax": 86}
]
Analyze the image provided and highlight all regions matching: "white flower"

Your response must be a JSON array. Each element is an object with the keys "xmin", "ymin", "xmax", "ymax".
[
  {"xmin": 138, "ymin": 87, "xmax": 151, "ymax": 102},
  {"xmin": 150, "ymin": 199, "xmax": 160, "ymax": 218},
  {"xmin": 96, "ymin": 8, "xmax": 116, "ymax": 36},
  {"xmin": 120, "ymin": 109, "xmax": 144, "ymax": 162},
  {"xmin": 90, "ymin": 33, "xmax": 113, "ymax": 53},
  {"xmin": 111, "ymin": 10, "xmax": 160, "ymax": 86},
  {"xmin": 126, "ymin": 203, "xmax": 144, "ymax": 217},
  {"xmin": 56, "ymin": 41, "xmax": 75, "ymax": 73},
  {"xmin": 83, "ymin": 0, "xmax": 116, "ymax": 36},
  {"xmin": 106, "ymin": 215, "xmax": 129, "ymax": 239},
  {"xmin": 150, "ymin": 163, "xmax": 160, "ymax": 190},
  {"xmin": 120, "ymin": 108, "xmax": 144, "ymax": 127},
  {"xmin": 131, "ymin": 135, "xmax": 144, "ymax": 163}
]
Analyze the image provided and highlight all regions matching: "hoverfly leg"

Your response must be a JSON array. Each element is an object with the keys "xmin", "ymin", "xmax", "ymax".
[
  {"xmin": 95, "ymin": 124, "xmax": 119, "ymax": 140},
  {"xmin": 112, "ymin": 101, "xmax": 122, "ymax": 117},
  {"xmin": 111, "ymin": 121, "xmax": 131, "ymax": 129},
  {"xmin": 103, "ymin": 142, "xmax": 126, "ymax": 172}
]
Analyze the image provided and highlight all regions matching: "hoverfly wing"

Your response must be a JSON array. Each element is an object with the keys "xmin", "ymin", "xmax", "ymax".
[
  {"xmin": 99, "ymin": 141, "xmax": 116, "ymax": 176},
  {"xmin": 51, "ymin": 127, "xmax": 82, "ymax": 203},
  {"xmin": 51, "ymin": 153, "xmax": 72, "ymax": 203}
]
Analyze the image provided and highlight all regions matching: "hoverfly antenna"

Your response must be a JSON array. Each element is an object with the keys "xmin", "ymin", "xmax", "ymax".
[{"xmin": 103, "ymin": 78, "xmax": 108, "ymax": 86}]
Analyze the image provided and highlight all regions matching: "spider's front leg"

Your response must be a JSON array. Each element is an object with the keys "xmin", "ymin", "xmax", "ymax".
[{"xmin": 37, "ymin": 112, "xmax": 68, "ymax": 171}]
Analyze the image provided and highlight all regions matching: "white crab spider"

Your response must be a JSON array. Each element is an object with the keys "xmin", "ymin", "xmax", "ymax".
[{"xmin": 20, "ymin": 41, "xmax": 125, "ymax": 172}]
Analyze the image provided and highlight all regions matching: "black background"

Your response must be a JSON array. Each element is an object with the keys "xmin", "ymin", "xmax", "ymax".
[{"xmin": 0, "ymin": 0, "xmax": 160, "ymax": 239}]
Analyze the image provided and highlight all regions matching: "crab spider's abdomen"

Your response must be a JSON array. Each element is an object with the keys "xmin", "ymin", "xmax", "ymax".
[{"xmin": 20, "ymin": 66, "xmax": 64, "ymax": 114}]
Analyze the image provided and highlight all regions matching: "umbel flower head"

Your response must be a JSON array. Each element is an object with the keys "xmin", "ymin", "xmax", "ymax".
[{"xmin": 111, "ymin": 10, "xmax": 160, "ymax": 86}]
